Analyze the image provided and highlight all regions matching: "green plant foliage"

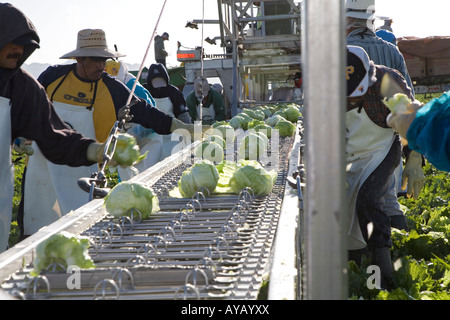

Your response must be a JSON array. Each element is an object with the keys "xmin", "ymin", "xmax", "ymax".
[{"xmin": 350, "ymin": 162, "xmax": 450, "ymax": 300}]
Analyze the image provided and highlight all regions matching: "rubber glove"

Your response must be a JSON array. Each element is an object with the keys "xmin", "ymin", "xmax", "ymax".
[
  {"xmin": 13, "ymin": 137, "xmax": 34, "ymax": 156},
  {"xmin": 386, "ymin": 100, "xmax": 423, "ymax": 145},
  {"xmin": 401, "ymin": 150, "xmax": 425, "ymax": 199},
  {"xmin": 86, "ymin": 142, "xmax": 118, "ymax": 167},
  {"xmin": 170, "ymin": 118, "xmax": 211, "ymax": 141}
]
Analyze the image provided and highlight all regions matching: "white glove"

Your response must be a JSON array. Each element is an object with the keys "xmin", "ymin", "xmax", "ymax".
[
  {"xmin": 170, "ymin": 118, "xmax": 211, "ymax": 141},
  {"xmin": 401, "ymin": 150, "xmax": 425, "ymax": 199}
]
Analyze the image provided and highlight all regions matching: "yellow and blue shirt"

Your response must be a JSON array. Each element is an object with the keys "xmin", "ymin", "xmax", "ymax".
[{"xmin": 38, "ymin": 63, "xmax": 173, "ymax": 142}]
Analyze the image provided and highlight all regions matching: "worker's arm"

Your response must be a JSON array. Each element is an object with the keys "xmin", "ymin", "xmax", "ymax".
[
  {"xmin": 11, "ymin": 69, "xmax": 96, "ymax": 167},
  {"xmin": 185, "ymin": 92, "xmax": 199, "ymax": 123},
  {"xmin": 210, "ymin": 89, "xmax": 226, "ymax": 121}
]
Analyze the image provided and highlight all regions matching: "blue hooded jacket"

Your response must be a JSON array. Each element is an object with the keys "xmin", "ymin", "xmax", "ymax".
[{"xmin": 407, "ymin": 91, "xmax": 450, "ymax": 172}]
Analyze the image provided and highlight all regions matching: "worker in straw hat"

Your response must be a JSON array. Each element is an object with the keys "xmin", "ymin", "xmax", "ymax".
[
  {"xmin": 345, "ymin": 45, "xmax": 413, "ymax": 290},
  {"xmin": 0, "ymin": 4, "xmax": 132, "ymax": 251},
  {"xmin": 19, "ymin": 28, "xmax": 209, "ymax": 239}
]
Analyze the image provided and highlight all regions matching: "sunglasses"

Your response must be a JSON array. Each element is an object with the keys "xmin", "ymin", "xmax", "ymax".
[{"xmin": 87, "ymin": 56, "xmax": 109, "ymax": 63}]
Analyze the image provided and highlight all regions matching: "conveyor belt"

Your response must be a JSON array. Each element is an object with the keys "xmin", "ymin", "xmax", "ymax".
[{"xmin": 0, "ymin": 124, "xmax": 301, "ymax": 300}]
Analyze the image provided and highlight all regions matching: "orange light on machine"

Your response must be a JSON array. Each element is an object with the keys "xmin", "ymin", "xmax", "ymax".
[
  {"xmin": 176, "ymin": 49, "xmax": 201, "ymax": 62},
  {"xmin": 177, "ymin": 53, "xmax": 196, "ymax": 59}
]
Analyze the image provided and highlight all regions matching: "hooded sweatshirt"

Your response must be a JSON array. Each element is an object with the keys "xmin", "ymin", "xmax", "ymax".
[
  {"xmin": 0, "ymin": 3, "xmax": 95, "ymax": 166},
  {"xmin": 144, "ymin": 63, "xmax": 190, "ymax": 121}
]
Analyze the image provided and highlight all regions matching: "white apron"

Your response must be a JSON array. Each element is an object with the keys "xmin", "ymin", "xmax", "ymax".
[
  {"xmin": 155, "ymin": 97, "xmax": 186, "ymax": 161},
  {"xmin": 346, "ymin": 108, "xmax": 395, "ymax": 250},
  {"xmin": 0, "ymin": 97, "xmax": 14, "ymax": 253},
  {"xmin": 24, "ymin": 102, "xmax": 97, "ymax": 235},
  {"xmin": 117, "ymin": 123, "xmax": 163, "ymax": 181},
  {"xmin": 196, "ymin": 103, "xmax": 216, "ymax": 125}
]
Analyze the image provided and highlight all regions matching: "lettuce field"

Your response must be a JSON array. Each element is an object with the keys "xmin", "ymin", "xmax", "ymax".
[{"xmin": 349, "ymin": 93, "xmax": 450, "ymax": 300}]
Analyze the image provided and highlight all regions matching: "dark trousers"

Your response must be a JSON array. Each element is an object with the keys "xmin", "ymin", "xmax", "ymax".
[{"xmin": 355, "ymin": 139, "xmax": 402, "ymax": 249}]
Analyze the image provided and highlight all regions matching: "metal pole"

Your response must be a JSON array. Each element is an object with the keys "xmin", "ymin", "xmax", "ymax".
[
  {"xmin": 302, "ymin": 0, "xmax": 347, "ymax": 299},
  {"xmin": 125, "ymin": 0, "xmax": 168, "ymax": 107},
  {"xmin": 230, "ymin": 0, "xmax": 239, "ymax": 116}
]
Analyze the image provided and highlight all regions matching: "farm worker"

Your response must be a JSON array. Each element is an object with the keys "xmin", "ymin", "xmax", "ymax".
[
  {"xmin": 387, "ymin": 92, "xmax": 450, "ymax": 172},
  {"xmin": 346, "ymin": 0, "xmax": 413, "ymax": 93},
  {"xmin": 346, "ymin": 0, "xmax": 422, "ymax": 232},
  {"xmin": 21, "ymin": 28, "xmax": 208, "ymax": 238},
  {"xmin": 0, "ymin": 4, "xmax": 127, "ymax": 252},
  {"xmin": 105, "ymin": 59, "xmax": 163, "ymax": 181},
  {"xmin": 186, "ymin": 76, "xmax": 226, "ymax": 125},
  {"xmin": 345, "ymin": 46, "xmax": 414, "ymax": 290},
  {"xmin": 154, "ymin": 32, "xmax": 169, "ymax": 68},
  {"xmin": 376, "ymin": 17, "xmax": 397, "ymax": 46},
  {"xmin": 144, "ymin": 63, "xmax": 191, "ymax": 161}
]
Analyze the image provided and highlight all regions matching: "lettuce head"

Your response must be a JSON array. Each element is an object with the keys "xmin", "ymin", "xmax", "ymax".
[
  {"xmin": 112, "ymin": 133, "xmax": 148, "ymax": 167},
  {"xmin": 32, "ymin": 231, "xmax": 94, "ymax": 275},
  {"xmin": 236, "ymin": 113, "xmax": 253, "ymax": 130},
  {"xmin": 195, "ymin": 140, "xmax": 224, "ymax": 163},
  {"xmin": 205, "ymin": 124, "xmax": 235, "ymax": 143},
  {"xmin": 382, "ymin": 93, "xmax": 411, "ymax": 114},
  {"xmin": 247, "ymin": 119, "xmax": 265, "ymax": 130},
  {"xmin": 253, "ymin": 123, "xmax": 272, "ymax": 138},
  {"xmin": 205, "ymin": 134, "xmax": 226, "ymax": 149},
  {"xmin": 238, "ymin": 133, "xmax": 267, "ymax": 160},
  {"xmin": 274, "ymin": 119, "xmax": 296, "ymax": 137},
  {"xmin": 229, "ymin": 164, "xmax": 277, "ymax": 196},
  {"xmin": 284, "ymin": 105, "xmax": 301, "ymax": 123},
  {"xmin": 179, "ymin": 160, "xmax": 220, "ymax": 198},
  {"xmin": 229, "ymin": 115, "xmax": 245, "ymax": 129},
  {"xmin": 266, "ymin": 114, "xmax": 285, "ymax": 127},
  {"xmin": 104, "ymin": 181, "xmax": 159, "ymax": 218}
]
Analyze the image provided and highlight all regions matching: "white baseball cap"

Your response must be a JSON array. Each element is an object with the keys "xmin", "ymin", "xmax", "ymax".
[
  {"xmin": 345, "ymin": 0, "xmax": 377, "ymax": 19},
  {"xmin": 346, "ymin": 45, "xmax": 370, "ymax": 97}
]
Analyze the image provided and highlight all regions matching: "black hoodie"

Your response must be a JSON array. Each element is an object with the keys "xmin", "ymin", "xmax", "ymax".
[
  {"xmin": 144, "ymin": 63, "xmax": 189, "ymax": 120},
  {"xmin": 0, "ymin": 3, "xmax": 95, "ymax": 166}
]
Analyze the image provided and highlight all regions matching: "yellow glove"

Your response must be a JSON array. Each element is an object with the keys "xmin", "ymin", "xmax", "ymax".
[
  {"xmin": 13, "ymin": 137, "xmax": 34, "ymax": 156},
  {"xmin": 401, "ymin": 150, "xmax": 425, "ymax": 199},
  {"xmin": 170, "ymin": 118, "xmax": 211, "ymax": 142}
]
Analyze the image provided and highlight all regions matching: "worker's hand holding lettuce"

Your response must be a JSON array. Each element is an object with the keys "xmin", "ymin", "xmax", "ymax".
[
  {"xmin": 384, "ymin": 93, "xmax": 423, "ymax": 145},
  {"xmin": 86, "ymin": 118, "xmax": 210, "ymax": 167},
  {"xmin": 86, "ymin": 133, "xmax": 147, "ymax": 167}
]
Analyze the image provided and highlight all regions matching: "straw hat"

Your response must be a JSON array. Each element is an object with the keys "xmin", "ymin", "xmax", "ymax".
[{"xmin": 60, "ymin": 29, "xmax": 125, "ymax": 59}]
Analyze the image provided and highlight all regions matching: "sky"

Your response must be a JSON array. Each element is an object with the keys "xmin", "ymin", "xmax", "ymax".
[
  {"xmin": 7, "ymin": 0, "xmax": 450, "ymax": 69},
  {"xmin": 8, "ymin": 0, "xmax": 224, "ymax": 68}
]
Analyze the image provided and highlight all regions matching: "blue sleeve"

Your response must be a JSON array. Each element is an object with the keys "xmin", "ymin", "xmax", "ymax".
[
  {"xmin": 125, "ymin": 78, "xmax": 156, "ymax": 106},
  {"xmin": 103, "ymin": 75, "xmax": 173, "ymax": 135},
  {"xmin": 407, "ymin": 91, "xmax": 450, "ymax": 172}
]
